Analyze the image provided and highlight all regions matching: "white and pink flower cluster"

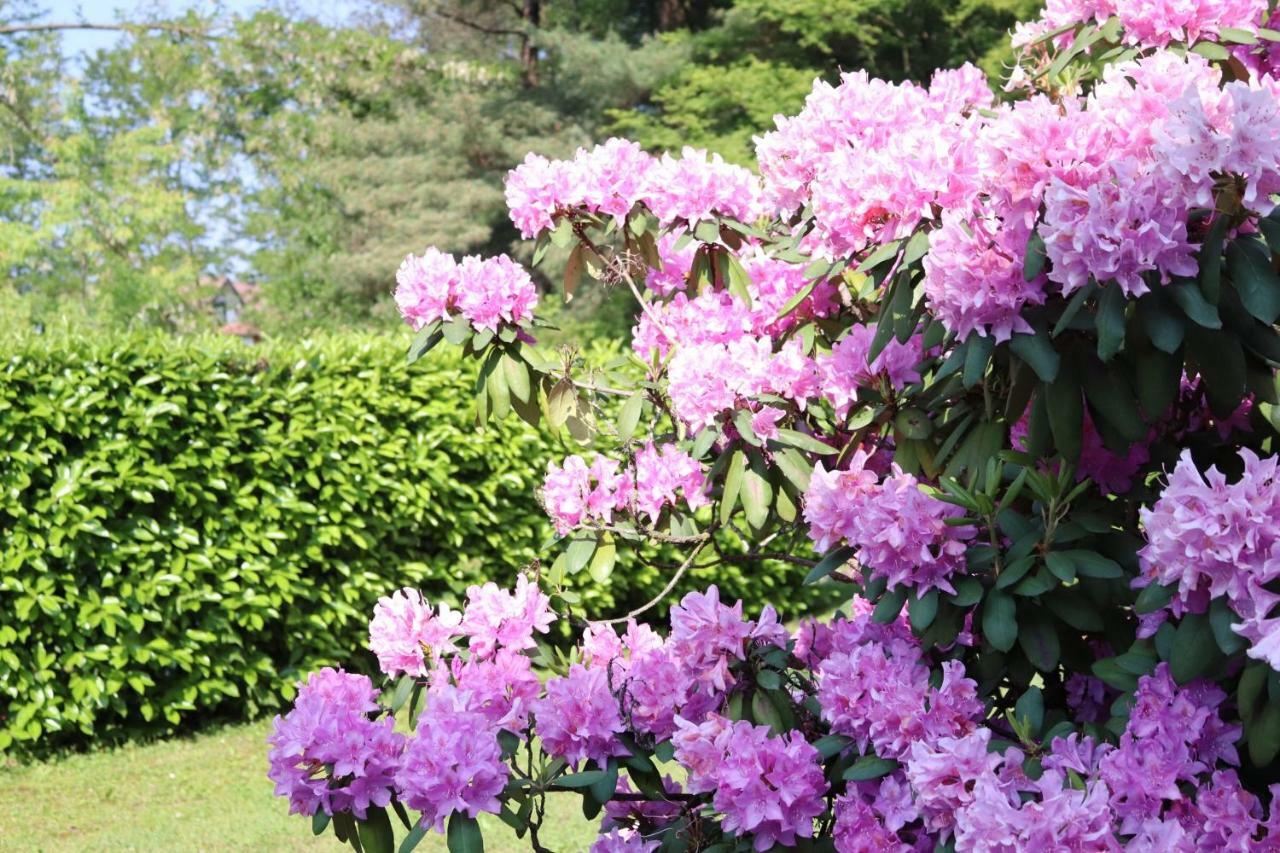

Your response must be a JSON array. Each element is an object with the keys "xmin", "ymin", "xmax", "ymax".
[
  {"xmin": 804, "ymin": 447, "xmax": 975, "ymax": 594},
  {"xmin": 1138, "ymin": 448, "xmax": 1280, "ymax": 667},
  {"xmin": 541, "ymin": 442, "xmax": 709, "ymax": 534},
  {"xmin": 394, "ymin": 248, "xmax": 538, "ymax": 333}
]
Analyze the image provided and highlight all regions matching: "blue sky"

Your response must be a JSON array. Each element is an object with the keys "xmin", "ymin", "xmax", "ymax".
[{"xmin": 39, "ymin": 1, "xmax": 364, "ymax": 57}]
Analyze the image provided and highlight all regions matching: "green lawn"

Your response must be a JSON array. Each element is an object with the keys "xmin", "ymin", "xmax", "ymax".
[{"xmin": 0, "ymin": 720, "xmax": 596, "ymax": 852}]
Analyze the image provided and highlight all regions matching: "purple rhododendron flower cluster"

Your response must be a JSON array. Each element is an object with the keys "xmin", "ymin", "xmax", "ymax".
[
  {"xmin": 1138, "ymin": 448, "xmax": 1280, "ymax": 666},
  {"xmin": 673, "ymin": 715, "xmax": 826, "ymax": 851},
  {"xmin": 266, "ymin": 668, "xmax": 404, "ymax": 819},
  {"xmin": 804, "ymin": 448, "xmax": 975, "ymax": 594}
]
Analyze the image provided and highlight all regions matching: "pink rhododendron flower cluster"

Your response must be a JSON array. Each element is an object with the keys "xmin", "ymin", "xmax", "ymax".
[
  {"xmin": 672, "ymin": 715, "xmax": 826, "ymax": 851},
  {"xmin": 367, "ymin": 588, "xmax": 461, "ymax": 677},
  {"xmin": 459, "ymin": 575, "xmax": 555, "ymax": 660},
  {"xmin": 754, "ymin": 66, "xmax": 992, "ymax": 221},
  {"xmin": 533, "ymin": 663, "xmax": 629, "ymax": 768},
  {"xmin": 266, "ymin": 668, "xmax": 404, "ymax": 819},
  {"xmin": 503, "ymin": 139, "xmax": 761, "ymax": 238},
  {"xmin": 631, "ymin": 248, "xmax": 838, "ymax": 359},
  {"xmin": 816, "ymin": 324, "xmax": 923, "ymax": 418},
  {"xmin": 1138, "ymin": 448, "xmax": 1280, "ymax": 666},
  {"xmin": 804, "ymin": 449, "xmax": 974, "ymax": 593},
  {"xmin": 666, "ymin": 337, "xmax": 818, "ymax": 432},
  {"xmin": 394, "ymin": 250, "xmax": 537, "ymax": 332},
  {"xmin": 541, "ymin": 442, "xmax": 707, "ymax": 534},
  {"xmin": 1021, "ymin": 0, "xmax": 1268, "ymax": 49}
]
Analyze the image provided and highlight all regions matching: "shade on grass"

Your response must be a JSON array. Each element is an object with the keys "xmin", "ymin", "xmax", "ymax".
[{"xmin": 0, "ymin": 720, "xmax": 596, "ymax": 851}]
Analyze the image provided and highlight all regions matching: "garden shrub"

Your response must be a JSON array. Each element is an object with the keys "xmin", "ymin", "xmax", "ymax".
[
  {"xmin": 268, "ymin": 5, "xmax": 1280, "ymax": 851},
  {"xmin": 0, "ymin": 333, "xmax": 822, "ymax": 754}
]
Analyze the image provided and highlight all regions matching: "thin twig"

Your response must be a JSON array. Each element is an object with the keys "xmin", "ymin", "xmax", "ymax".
[
  {"xmin": 430, "ymin": 8, "xmax": 526, "ymax": 39},
  {"xmin": 0, "ymin": 21, "xmax": 215, "ymax": 38},
  {"xmin": 599, "ymin": 532, "xmax": 714, "ymax": 624}
]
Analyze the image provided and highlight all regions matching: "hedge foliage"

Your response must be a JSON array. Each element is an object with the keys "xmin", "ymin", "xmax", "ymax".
[{"xmin": 0, "ymin": 333, "xmax": 825, "ymax": 754}]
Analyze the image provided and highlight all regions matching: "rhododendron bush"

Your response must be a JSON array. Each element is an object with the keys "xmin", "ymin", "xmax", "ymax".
[{"xmin": 270, "ymin": 7, "xmax": 1280, "ymax": 852}]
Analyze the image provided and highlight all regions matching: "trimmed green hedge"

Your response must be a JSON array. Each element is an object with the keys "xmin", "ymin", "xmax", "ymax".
[{"xmin": 0, "ymin": 334, "xmax": 825, "ymax": 754}]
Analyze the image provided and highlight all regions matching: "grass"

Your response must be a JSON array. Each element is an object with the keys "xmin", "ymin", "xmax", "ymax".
[{"xmin": 0, "ymin": 720, "xmax": 596, "ymax": 852}]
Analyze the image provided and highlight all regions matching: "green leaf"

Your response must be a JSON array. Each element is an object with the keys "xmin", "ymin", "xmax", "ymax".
[
  {"xmin": 949, "ymin": 578, "xmax": 983, "ymax": 607},
  {"xmin": 1169, "ymin": 613, "xmax": 1220, "ymax": 685},
  {"xmin": 1199, "ymin": 214, "xmax": 1230, "ymax": 304},
  {"xmin": 773, "ymin": 428, "xmax": 835, "ymax": 455},
  {"xmin": 1014, "ymin": 686, "xmax": 1045, "ymax": 736},
  {"xmin": 1044, "ymin": 553, "xmax": 1076, "ymax": 583},
  {"xmin": 903, "ymin": 229, "xmax": 931, "ymax": 265},
  {"xmin": 1169, "ymin": 279, "xmax": 1222, "ymax": 329},
  {"xmin": 804, "ymin": 545, "xmax": 855, "ymax": 585},
  {"xmin": 1191, "ymin": 40, "xmax": 1231, "ymax": 61},
  {"xmin": 389, "ymin": 674, "xmax": 416, "ymax": 714},
  {"xmin": 908, "ymin": 590, "xmax": 939, "ymax": 631},
  {"xmin": 443, "ymin": 316, "xmax": 473, "ymax": 345},
  {"xmin": 720, "ymin": 449, "xmax": 746, "ymax": 525},
  {"xmin": 1023, "ymin": 230, "xmax": 1046, "ymax": 281},
  {"xmin": 1046, "ymin": 590, "xmax": 1104, "ymax": 632},
  {"xmin": 856, "ymin": 238, "xmax": 902, "ymax": 273},
  {"xmin": 983, "ymin": 591, "xmax": 1017, "ymax": 652},
  {"xmin": 1219, "ymin": 25, "xmax": 1259, "ymax": 43},
  {"xmin": 843, "ymin": 755, "xmax": 899, "ymax": 781},
  {"xmin": 1083, "ymin": 368, "xmax": 1146, "ymax": 444},
  {"xmin": 774, "ymin": 447, "xmax": 814, "ymax": 494},
  {"xmin": 1138, "ymin": 290, "xmax": 1186, "ymax": 353},
  {"xmin": 1045, "ymin": 370, "xmax": 1083, "ymax": 464},
  {"xmin": 724, "ymin": 254, "xmax": 753, "ymax": 305},
  {"xmin": 588, "ymin": 537, "xmax": 617, "ymax": 584},
  {"xmin": 564, "ymin": 536, "xmax": 597, "ymax": 575},
  {"xmin": 557, "ymin": 770, "xmax": 609, "ymax": 788},
  {"xmin": 313, "ymin": 811, "xmax": 332, "ymax": 837},
  {"xmin": 406, "ymin": 322, "xmax": 443, "ymax": 365},
  {"xmin": 1226, "ymin": 237, "xmax": 1280, "ymax": 325},
  {"xmin": 1209, "ymin": 597, "xmax": 1246, "ymax": 655},
  {"xmin": 501, "ymin": 355, "xmax": 532, "ymax": 404},
  {"xmin": 545, "ymin": 379, "xmax": 577, "ymax": 430},
  {"xmin": 1240, "ymin": 662, "xmax": 1268, "ymax": 723},
  {"xmin": 446, "ymin": 813, "xmax": 484, "ymax": 853},
  {"xmin": 1135, "ymin": 345, "xmax": 1181, "ymax": 419},
  {"xmin": 1053, "ymin": 281, "xmax": 1098, "ymax": 338},
  {"xmin": 1188, "ymin": 326, "xmax": 1247, "ymax": 417},
  {"xmin": 775, "ymin": 280, "xmax": 818, "ymax": 321},
  {"xmin": 617, "ymin": 394, "xmax": 644, "ymax": 442},
  {"xmin": 751, "ymin": 690, "xmax": 785, "ymax": 734},
  {"xmin": 563, "ymin": 244, "xmax": 585, "ymax": 302},
  {"xmin": 1018, "ymin": 614, "xmax": 1061, "ymax": 672},
  {"xmin": 814, "ymin": 734, "xmax": 853, "ymax": 759},
  {"xmin": 1134, "ymin": 582, "xmax": 1175, "ymax": 615},
  {"xmin": 357, "ymin": 806, "xmax": 395, "ymax": 853},
  {"xmin": 874, "ymin": 586, "xmax": 908, "ymax": 624},
  {"xmin": 1095, "ymin": 285, "xmax": 1127, "ymax": 362},
  {"xmin": 1061, "ymin": 550, "xmax": 1123, "ymax": 579},
  {"xmin": 1249, "ymin": 702, "xmax": 1280, "ymax": 766},
  {"xmin": 963, "ymin": 334, "xmax": 994, "ymax": 389},
  {"xmin": 1092, "ymin": 658, "xmax": 1139, "ymax": 692},
  {"xmin": 1009, "ymin": 333, "xmax": 1060, "ymax": 382},
  {"xmin": 740, "ymin": 454, "xmax": 773, "ymax": 530}
]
